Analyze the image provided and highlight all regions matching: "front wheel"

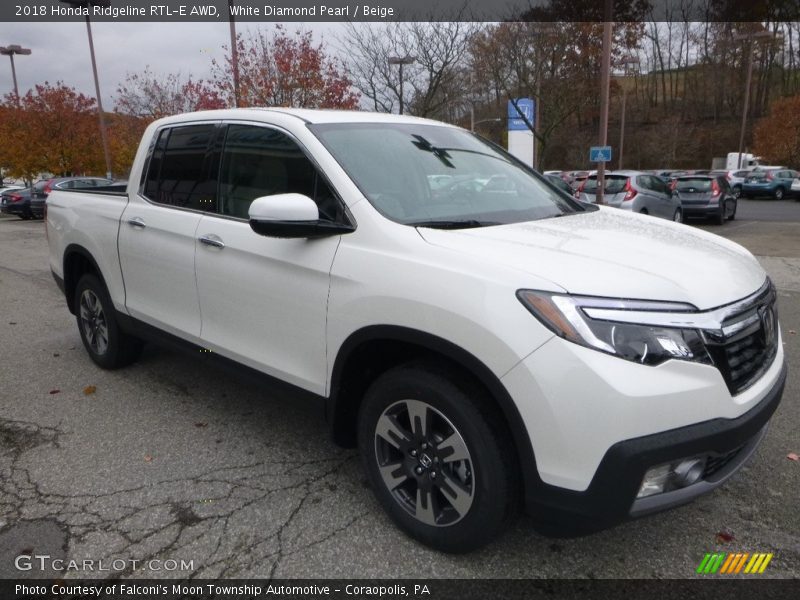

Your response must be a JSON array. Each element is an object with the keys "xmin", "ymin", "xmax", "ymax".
[
  {"xmin": 357, "ymin": 363, "xmax": 516, "ymax": 553},
  {"xmin": 774, "ymin": 187, "xmax": 784, "ymax": 200},
  {"xmin": 672, "ymin": 208, "xmax": 682, "ymax": 223},
  {"xmin": 75, "ymin": 274, "xmax": 143, "ymax": 369}
]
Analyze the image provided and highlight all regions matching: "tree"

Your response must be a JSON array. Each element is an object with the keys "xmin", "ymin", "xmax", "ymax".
[
  {"xmin": 211, "ymin": 25, "xmax": 359, "ymax": 109},
  {"xmin": 115, "ymin": 67, "xmax": 225, "ymax": 118},
  {"xmin": 753, "ymin": 94, "xmax": 800, "ymax": 166},
  {"xmin": 341, "ymin": 21, "xmax": 481, "ymax": 118},
  {"xmin": 0, "ymin": 82, "xmax": 103, "ymax": 180}
]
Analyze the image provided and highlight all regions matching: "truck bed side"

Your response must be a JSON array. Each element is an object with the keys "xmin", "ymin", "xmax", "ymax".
[{"xmin": 46, "ymin": 188, "xmax": 129, "ymax": 313}]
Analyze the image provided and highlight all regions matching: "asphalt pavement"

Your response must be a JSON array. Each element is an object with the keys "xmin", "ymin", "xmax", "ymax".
[{"xmin": 0, "ymin": 202, "xmax": 798, "ymax": 579}]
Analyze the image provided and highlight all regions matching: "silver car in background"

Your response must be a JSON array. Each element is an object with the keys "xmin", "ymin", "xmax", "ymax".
[{"xmin": 576, "ymin": 170, "xmax": 683, "ymax": 222}]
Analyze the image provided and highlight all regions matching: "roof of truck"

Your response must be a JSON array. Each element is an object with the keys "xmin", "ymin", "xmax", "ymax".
[{"xmin": 158, "ymin": 107, "xmax": 454, "ymax": 127}]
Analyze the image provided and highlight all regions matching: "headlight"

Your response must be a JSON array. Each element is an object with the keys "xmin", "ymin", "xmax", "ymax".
[{"xmin": 517, "ymin": 290, "xmax": 713, "ymax": 366}]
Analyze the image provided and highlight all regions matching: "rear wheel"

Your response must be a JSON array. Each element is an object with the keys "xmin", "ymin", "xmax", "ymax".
[
  {"xmin": 672, "ymin": 208, "xmax": 682, "ymax": 223},
  {"xmin": 75, "ymin": 274, "xmax": 143, "ymax": 369},
  {"xmin": 715, "ymin": 203, "xmax": 725, "ymax": 225},
  {"xmin": 732, "ymin": 185, "xmax": 742, "ymax": 199},
  {"xmin": 357, "ymin": 362, "xmax": 516, "ymax": 553}
]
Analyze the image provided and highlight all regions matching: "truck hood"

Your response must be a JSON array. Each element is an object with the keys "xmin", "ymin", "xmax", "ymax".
[{"xmin": 417, "ymin": 208, "xmax": 765, "ymax": 310}]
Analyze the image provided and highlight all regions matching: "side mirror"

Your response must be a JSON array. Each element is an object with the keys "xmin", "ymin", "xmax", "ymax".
[{"xmin": 248, "ymin": 193, "xmax": 354, "ymax": 238}]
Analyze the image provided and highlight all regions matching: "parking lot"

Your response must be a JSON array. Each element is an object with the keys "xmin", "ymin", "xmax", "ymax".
[{"xmin": 0, "ymin": 199, "xmax": 798, "ymax": 579}]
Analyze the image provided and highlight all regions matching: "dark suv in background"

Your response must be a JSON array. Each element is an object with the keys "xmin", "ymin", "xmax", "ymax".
[{"xmin": 671, "ymin": 174, "xmax": 737, "ymax": 224}]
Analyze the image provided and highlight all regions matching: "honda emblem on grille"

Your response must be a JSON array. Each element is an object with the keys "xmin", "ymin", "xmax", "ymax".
[{"xmin": 759, "ymin": 305, "xmax": 776, "ymax": 348}]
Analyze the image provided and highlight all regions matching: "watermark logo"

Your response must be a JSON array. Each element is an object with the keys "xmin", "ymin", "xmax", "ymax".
[{"xmin": 696, "ymin": 552, "xmax": 773, "ymax": 575}]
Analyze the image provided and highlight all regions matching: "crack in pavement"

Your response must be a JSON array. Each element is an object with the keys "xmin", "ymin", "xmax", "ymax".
[{"xmin": 0, "ymin": 414, "xmax": 365, "ymax": 578}]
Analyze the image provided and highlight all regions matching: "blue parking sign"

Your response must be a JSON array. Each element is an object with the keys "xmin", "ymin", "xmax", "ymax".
[{"xmin": 590, "ymin": 146, "xmax": 612, "ymax": 162}]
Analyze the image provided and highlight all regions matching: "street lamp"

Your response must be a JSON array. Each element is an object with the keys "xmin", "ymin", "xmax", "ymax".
[
  {"xmin": 472, "ymin": 117, "xmax": 502, "ymax": 131},
  {"xmin": 0, "ymin": 45, "xmax": 32, "ymax": 98},
  {"xmin": 228, "ymin": 0, "xmax": 240, "ymax": 108},
  {"xmin": 388, "ymin": 56, "xmax": 415, "ymax": 115},
  {"xmin": 616, "ymin": 54, "xmax": 639, "ymax": 170},
  {"xmin": 60, "ymin": 0, "xmax": 113, "ymax": 179},
  {"xmin": 733, "ymin": 29, "xmax": 782, "ymax": 170},
  {"xmin": 596, "ymin": 0, "xmax": 614, "ymax": 205}
]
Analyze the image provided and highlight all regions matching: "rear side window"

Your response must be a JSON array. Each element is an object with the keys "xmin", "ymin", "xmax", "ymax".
[{"xmin": 142, "ymin": 124, "xmax": 218, "ymax": 211}]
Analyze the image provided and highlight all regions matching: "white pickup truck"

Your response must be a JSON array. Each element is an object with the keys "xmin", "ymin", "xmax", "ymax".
[{"xmin": 47, "ymin": 109, "xmax": 786, "ymax": 552}]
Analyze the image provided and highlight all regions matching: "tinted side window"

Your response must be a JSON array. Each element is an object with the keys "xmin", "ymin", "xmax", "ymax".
[
  {"xmin": 218, "ymin": 124, "xmax": 344, "ymax": 221},
  {"xmin": 145, "ymin": 124, "xmax": 217, "ymax": 211}
]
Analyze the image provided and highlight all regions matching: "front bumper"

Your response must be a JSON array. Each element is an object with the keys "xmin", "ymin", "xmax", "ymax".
[{"xmin": 517, "ymin": 359, "xmax": 785, "ymax": 526}]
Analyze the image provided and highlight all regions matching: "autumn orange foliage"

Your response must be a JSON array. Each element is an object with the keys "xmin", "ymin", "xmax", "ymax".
[{"xmin": 753, "ymin": 95, "xmax": 800, "ymax": 168}]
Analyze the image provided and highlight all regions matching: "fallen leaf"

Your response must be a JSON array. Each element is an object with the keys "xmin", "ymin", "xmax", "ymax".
[
  {"xmin": 53, "ymin": 353, "xmax": 60, "ymax": 357},
  {"xmin": 787, "ymin": 453, "xmax": 800, "ymax": 462},
  {"xmin": 789, "ymin": 330, "xmax": 796, "ymax": 335},
  {"xmin": 8, "ymin": 322, "xmax": 16, "ymax": 325},
  {"xmin": 144, "ymin": 455, "xmax": 153, "ymax": 463},
  {"xmin": 83, "ymin": 385, "xmax": 96, "ymax": 395},
  {"xmin": 716, "ymin": 531, "xmax": 735, "ymax": 543},
  {"xmin": 49, "ymin": 389, "xmax": 60, "ymax": 395},
  {"xmin": 20, "ymin": 547, "xmax": 33, "ymax": 556},
  {"xmin": 194, "ymin": 422, "xmax": 208, "ymax": 428}
]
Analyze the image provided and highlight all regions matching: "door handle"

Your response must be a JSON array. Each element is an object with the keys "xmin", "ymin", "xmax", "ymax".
[
  {"xmin": 198, "ymin": 234, "xmax": 225, "ymax": 249},
  {"xmin": 127, "ymin": 217, "xmax": 146, "ymax": 228}
]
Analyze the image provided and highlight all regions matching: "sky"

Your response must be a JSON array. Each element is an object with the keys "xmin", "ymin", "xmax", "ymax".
[{"xmin": 0, "ymin": 21, "xmax": 345, "ymax": 108}]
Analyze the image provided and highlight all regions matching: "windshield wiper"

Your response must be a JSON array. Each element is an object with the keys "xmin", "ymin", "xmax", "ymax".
[{"xmin": 407, "ymin": 219, "xmax": 499, "ymax": 229}]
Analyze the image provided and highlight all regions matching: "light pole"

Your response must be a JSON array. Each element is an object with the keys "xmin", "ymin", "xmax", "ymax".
[
  {"xmin": 0, "ymin": 45, "xmax": 31, "ymax": 98},
  {"xmin": 616, "ymin": 55, "xmax": 639, "ymax": 170},
  {"xmin": 596, "ymin": 0, "xmax": 614, "ymax": 206},
  {"xmin": 228, "ymin": 0, "xmax": 240, "ymax": 108},
  {"xmin": 60, "ymin": 0, "xmax": 112, "ymax": 179},
  {"xmin": 388, "ymin": 56, "xmax": 415, "ymax": 115},
  {"xmin": 733, "ymin": 30, "xmax": 781, "ymax": 170}
]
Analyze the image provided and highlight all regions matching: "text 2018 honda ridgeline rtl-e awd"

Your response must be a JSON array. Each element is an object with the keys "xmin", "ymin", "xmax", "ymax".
[{"xmin": 47, "ymin": 109, "xmax": 786, "ymax": 552}]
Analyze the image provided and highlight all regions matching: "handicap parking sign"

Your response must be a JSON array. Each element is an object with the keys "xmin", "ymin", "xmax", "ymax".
[{"xmin": 590, "ymin": 146, "xmax": 612, "ymax": 162}]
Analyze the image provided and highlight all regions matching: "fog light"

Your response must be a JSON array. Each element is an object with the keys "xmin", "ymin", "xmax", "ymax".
[
  {"xmin": 637, "ymin": 458, "xmax": 708, "ymax": 498},
  {"xmin": 638, "ymin": 464, "xmax": 672, "ymax": 498},
  {"xmin": 673, "ymin": 458, "xmax": 706, "ymax": 488}
]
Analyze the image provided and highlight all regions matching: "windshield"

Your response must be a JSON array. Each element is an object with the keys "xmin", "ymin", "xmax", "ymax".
[
  {"xmin": 676, "ymin": 178, "xmax": 712, "ymax": 191},
  {"xmin": 309, "ymin": 122, "xmax": 589, "ymax": 227}
]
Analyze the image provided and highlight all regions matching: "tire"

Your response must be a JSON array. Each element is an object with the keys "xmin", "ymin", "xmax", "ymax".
[
  {"xmin": 74, "ymin": 274, "xmax": 143, "ymax": 369},
  {"xmin": 357, "ymin": 362, "xmax": 517, "ymax": 553},
  {"xmin": 732, "ymin": 185, "xmax": 742, "ymax": 199},
  {"xmin": 715, "ymin": 203, "xmax": 725, "ymax": 225},
  {"xmin": 774, "ymin": 187, "xmax": 784, "ymax": 200},
  {"xmin": 672, "ymin": 208, "xmax": 682, "ymax": 223}
]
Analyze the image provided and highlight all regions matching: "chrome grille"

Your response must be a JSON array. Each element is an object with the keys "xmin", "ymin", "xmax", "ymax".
[{"xmin": 704, "ymin": 281, "xmax": 779, "ymax": 395}]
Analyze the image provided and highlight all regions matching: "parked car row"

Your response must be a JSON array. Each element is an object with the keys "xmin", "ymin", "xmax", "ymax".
[
  {"xmin": 1, "ymin": 176, "xmax": 113, "ymax": 220},
  {"xmin": 558, "ymin": 170, "xmax": 737, "ymax": 225}
]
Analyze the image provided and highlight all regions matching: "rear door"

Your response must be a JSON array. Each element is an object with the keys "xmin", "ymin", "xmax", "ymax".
[{"xmin": 118, "ymin": 122, "xmax": 220, "ymax": 339}]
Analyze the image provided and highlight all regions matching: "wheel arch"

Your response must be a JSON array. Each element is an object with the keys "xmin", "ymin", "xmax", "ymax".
[
  {"xmin": 63, "ymin": 244, "xmax": 106, "ymax": 315},
  {"xmin": 327, "ymin": 325, "xmax": 538, "ymax": 499}
]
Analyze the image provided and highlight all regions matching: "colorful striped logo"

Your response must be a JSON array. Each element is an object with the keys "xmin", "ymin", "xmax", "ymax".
[{"xmin": 696, "ymin": 552, "xmax": 773, "ymax": 574}]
